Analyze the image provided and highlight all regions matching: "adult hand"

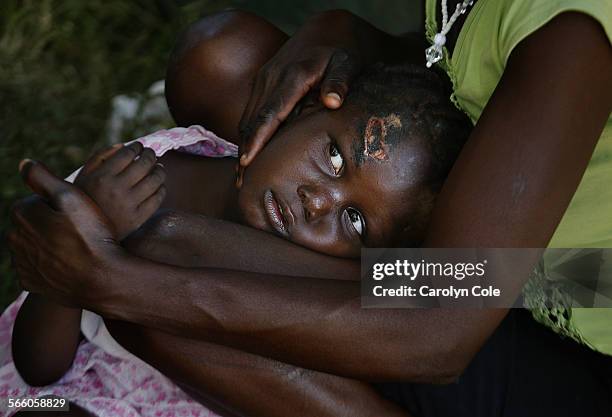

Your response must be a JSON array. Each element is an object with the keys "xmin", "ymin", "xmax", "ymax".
[
  {"xmin": 7, "ymin": 160, "xmax": 121, "ymax": 308},
  {"xmin": 236, "ymin": 11, "xmax": 381, "ymax": 184}
]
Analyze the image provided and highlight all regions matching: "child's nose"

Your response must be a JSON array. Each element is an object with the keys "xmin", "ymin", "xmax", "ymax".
[{"xmin": 297, "ymin": 184, "xmax": 334, "ymax": 222}]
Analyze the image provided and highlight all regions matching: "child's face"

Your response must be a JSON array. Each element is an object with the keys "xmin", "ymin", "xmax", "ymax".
[{"xmin": 238, "ymin": 104, "xmax": 434, "ymax": 258}]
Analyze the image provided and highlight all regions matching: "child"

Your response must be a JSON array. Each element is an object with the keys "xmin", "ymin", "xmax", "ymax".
[
  {"xmin": 2, "ymin": 59, "xmax": 472, "ymax": 417},
  {"xmin": 5, "ymin": 4, "xmax": 611, "ymax": 417}
]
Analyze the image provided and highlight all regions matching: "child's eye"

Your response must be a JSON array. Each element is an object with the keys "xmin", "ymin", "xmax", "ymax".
[
  {"xmin": 346, "ymin": 208, "xmax": 365, "ymax": 236},
  {"xmin": 329, "ymin": 144, "xmax": 344, "ymax": 175}
]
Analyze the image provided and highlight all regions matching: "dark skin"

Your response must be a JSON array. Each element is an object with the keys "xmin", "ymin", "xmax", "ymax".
[
  {"xmin": 7, "ymin": 4, "xmax": 612, "ymax": 417},
  {"xmin": 10, "ymin": 10, "xmax": 436, "ymax": 417},
  {"xmin": 11, "ymin": 142, "xmax": 166, "ymax": 387}
]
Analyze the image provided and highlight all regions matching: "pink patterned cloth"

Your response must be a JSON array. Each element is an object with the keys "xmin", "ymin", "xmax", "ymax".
[{"xmin": 0, "ymin": 126, "xmax": 238, "ymax": 417}]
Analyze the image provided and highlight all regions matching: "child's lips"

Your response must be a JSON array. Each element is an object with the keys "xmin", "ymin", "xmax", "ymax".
[{"xmin": 263, "ymin": 190, "xmax": 290, "ymax": 237}]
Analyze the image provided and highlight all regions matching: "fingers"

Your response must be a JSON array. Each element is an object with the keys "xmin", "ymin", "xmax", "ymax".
[
  {"xmin": 80, "ymin": 144, "xmax": 124, "ymax": 176},
  {"xmin": 238, "ymin": 70, "xmax": 267, "ymax": 162},
  {"xmin": 7, "ymin": 223, "xmax": 43, "ymax": 292},
  {"xmin": 319, "ymin": 49, "xmax": 361, "ymax": 110},
  {"xmin": 100, "ymin": 141, "xmax": 144, "ymax": 175},
  {"xmin": 239, "ymin": 61, "xmax": 326, "ymax": 167},
  {"xmin": 236, "ymin": 164, "xmax": 245, "ymax": 189},
  {"xmin": 131, "ymin": 163, "xmax": 166, "ymax": 201},
  {"xmin": 19, "ymin": 160, "xmax": 76, "ymax": 211},
  {"xmin": 137, "ymin": 184, "xmax": 167, "ymax": 219},
  {"xmin": 119, "ymin": 147, "xmax": 158, "ymax": 186}
]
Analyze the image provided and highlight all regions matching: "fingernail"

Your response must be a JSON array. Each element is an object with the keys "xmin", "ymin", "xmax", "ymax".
[
  {"xmin": 112, "ymin": 143, "xmax": 123, "ymax": 149},
  {"xmin": 18, "ymin": 158, "xmax": 33, "ymax": 173},
  {"xmin": 240, "ymin": 154, "xmax": 248, "ymax": 166},
  {"xmin": 156, "ymin": 162, "xmax": 165, "ymax": 168},
  {"xmin": 327, "ymin": 92, "xmax": 341, "ymax": 102}
]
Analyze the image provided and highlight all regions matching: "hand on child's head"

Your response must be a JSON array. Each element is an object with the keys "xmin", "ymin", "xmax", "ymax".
[
  {"xmin": 74, "ymin": 142, "xmax": 167, "ymax": 240},
  {"xmin": 236, "ymin": 64, "xmax": 472, "ymax": 257}
]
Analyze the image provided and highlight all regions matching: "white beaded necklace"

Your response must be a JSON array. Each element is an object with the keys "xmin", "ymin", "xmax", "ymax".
[{"xmin": 425, "ymin": 0, "xmax": 474, "ymax": 68}]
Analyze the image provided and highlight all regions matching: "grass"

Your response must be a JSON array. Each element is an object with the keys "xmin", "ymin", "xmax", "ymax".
[{"xmin": 0, "ymin": 0, "xmax": 231, "ymax": 308}]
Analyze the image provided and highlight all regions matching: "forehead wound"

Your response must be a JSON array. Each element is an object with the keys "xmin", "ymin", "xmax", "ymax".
[{"xmin": 354, "ymin": 114, "xmax": 402, "ymax": 165}]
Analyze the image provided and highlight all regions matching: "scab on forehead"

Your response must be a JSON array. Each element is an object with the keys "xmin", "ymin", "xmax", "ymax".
[{"xmin": 353, "ymin": 114, "xmax": 402, "ymax": 165}]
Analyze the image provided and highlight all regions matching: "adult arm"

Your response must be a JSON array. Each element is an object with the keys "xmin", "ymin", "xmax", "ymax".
[
  {"xmin": 10, "ymin": 144, "xmax": 164, "ymax": 386},
  {"xmin": 109, "ymin": 225, "xmax": 408, "ymax": 417},
  {"xmin": 9, "ymin": 13, "xmax": 612, "ymax": 382},
  {"xmin": 107, "ymin": 320, "xmax": 409, "ymax": 417},
  {"xmin": 90, "ymin": 12, "xmax": 612, "ymax": 378},
  {"xmin": 236, "ymin": 9, "xmax": 426, "ymax": 170},
  {"xmin": 126, "ymin": 209, "xmax": 359, "ymax": 280}
]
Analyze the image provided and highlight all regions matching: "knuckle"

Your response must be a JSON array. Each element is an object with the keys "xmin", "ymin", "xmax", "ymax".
[
  {"xmin": 156, "ymin": 185, "xmax": 167, "ymax": 202},
  {"xmin": 54, "ymin": 187, "xmax": 76, "ymax": 206},
  {"xmin": 325, "ymin": 78, "xmax": 348, "ymax": 91},
  {"xmin": 331, "ymin": 48, "xmax": 350, "ymax": 63},
  {"xmin": 154, "ymin": 167, "xmax": 166, "ymax": 183},
  {"xmin": 282, "ymin": 63, "xmax": 309, "ymax": 84},
  {"xmin": 126, "ymin": 142, "xmax": 143, "ymax": 156},
  {"xmin": 255, "ymin": 107, "xmax": 279, "ymax": 126},
  {"xmin": 141, "ymin": 148, "xmax": 156, "ymax": 164},
  {"xmin": 91, "ymin": 174, "xmax": 107, "ymax": 189}
]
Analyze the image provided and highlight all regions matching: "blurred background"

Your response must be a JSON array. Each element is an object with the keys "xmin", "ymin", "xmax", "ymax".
[{"xmin": 0, "ymin": 0, "xmax": 422, "ymax": 309}]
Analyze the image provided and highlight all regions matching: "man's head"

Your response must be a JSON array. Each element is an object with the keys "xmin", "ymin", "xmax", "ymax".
[{"xmin": 238, "ymin": 64, "xmax": 472, "ymax": 257}]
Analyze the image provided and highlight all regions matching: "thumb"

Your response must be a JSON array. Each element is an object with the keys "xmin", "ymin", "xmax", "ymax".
[
  {"xmin": 19, "ymin": 159, "xmax": 75, "ymax": 211},
  {"xmin": 320, "ymin": 49, "xmax": 362, "ymax": 110}
]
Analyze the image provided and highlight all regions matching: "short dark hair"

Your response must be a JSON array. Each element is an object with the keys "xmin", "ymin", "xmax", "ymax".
[
  {"xmin": 344, "ymin": 63, "xmax": 473, "ymax": 244},
  {"xmin": 346, "ymin": 63, "xmax": 473, "ymax": 192}
]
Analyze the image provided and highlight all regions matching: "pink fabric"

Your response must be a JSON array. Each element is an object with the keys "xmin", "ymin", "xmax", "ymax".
[{"xmin": 0, "ymin": 126, "xmax": 237, "ymax": 417}]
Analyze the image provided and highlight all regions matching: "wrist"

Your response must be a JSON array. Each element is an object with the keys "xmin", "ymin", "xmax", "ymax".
[{"xmin": 84, "ymin": 243, "xmax": 130, "ymax": 318}]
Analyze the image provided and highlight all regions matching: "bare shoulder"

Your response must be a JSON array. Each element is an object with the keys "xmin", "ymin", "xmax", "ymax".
[
  {"xmin": 165, "ymin": 10, "xmax": 287, "ymax": 139},
  {"xmin": 157, "ymin": 151, "xmax": 236, "ymax": 214}
]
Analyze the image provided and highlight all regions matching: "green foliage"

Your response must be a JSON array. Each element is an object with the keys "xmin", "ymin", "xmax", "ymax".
[{"xmin": 0, "ymin": 0, "xmax": 228, "ymax": 308}]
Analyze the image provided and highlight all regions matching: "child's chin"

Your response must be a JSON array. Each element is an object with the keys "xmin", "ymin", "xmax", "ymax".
[{"xmin": 237, "ymin": 197, "xmax": 269, "ymax": 233}]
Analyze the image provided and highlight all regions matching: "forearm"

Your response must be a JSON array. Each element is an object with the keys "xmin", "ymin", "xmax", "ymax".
[
  {"xmin": 124, "ymin": 210, "xmax": 359, "ymax": 279},
  {"xmin": 12, "ymin": 293, "xmax": 82, "ymax": 386},
  {"xmin": 117, "ymin": 214, "xmax": 408, "ymax": 416},
  {"xmin": 90, "ymin": 250, "xmax": 506, "ymax": 382},
  {"xmin": 106, "ymin": 320, "xmax": 409, "ymax": 417}
]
